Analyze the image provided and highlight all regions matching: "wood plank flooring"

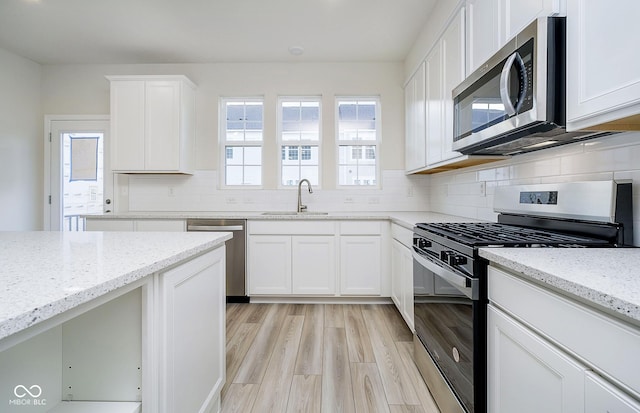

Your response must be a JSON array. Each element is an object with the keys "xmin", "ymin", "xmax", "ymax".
[{"xmin": 222, "ymin": 303, "xmax": 440, "ymax": 413}]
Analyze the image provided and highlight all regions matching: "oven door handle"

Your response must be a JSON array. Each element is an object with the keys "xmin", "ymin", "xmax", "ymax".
[{"xmin": 412, "ymin": 249, "xmax": 479, "ymax": 300}]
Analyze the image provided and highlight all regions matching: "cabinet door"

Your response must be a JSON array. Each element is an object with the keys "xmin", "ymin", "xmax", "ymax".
[
  {"xmin": 159, "ymin": 248, "xmax": 225, "ymax": 413},
  {"xmin": 111, "ymin": 80, "xmax": 145, "ymax": 171},
  {"xmin": 405, "ymin": 62, "xmax": 426, "ymax": 172},
  {"xmin": 566, "ymin": 0, "xmax": 640, "ymax": 130},
  {"xmin": 466, "ymin": 0, "xmax": 500, "ymax": 74},
  {"xmin": 292, "ymin": 236, "xmax": 336, "ymax": 295},
  {"xmin": 440, "ymin": 6, "xmax": 466, "ymax": 162},
  {"xmin": 391, "ymin": 239, "xmax": 404, "ymax": 308},
  {"xmin": 585, "ymin": 371, "xmax": 640, "ymax": 413},
  {"xmin": 425, "ymin": 45, "xmax": 443, "ymax": 166},
  {"xmin": 340, "ymin": 236, "xmax": 381, "ymax": 295},
  {"xmin": 488, "ymin": 305, "xmax": 587, "ymax": 413},
  {"xmin": 248, "ymin": 235, "xmax": 292, "ymax": 295},
  {"xmin": 501, "ymin": 0, "xmax": 562, "ymax": 44},
  {"xmin": 145, "ymin": 81, "xmax": 181, "ymax": 171}
]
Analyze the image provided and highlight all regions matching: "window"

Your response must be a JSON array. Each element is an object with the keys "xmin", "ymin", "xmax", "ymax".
[
  {"xmin": 337, "ymin": 98, "xmax": 380, "ymax": 186},
  {"xmin": 221, "ymin": 98, "xmax": 263, "ymax": 186},
  {"xmin": 278, "ymin": 97, "xmax": 321, "ymax": 187}
]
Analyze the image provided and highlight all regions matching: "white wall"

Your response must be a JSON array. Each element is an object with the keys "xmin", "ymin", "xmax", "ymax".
[
  {"xmin": 429, "ymin": 133, "xmax": 640, "ymax": 246},
  {"xmin": 0, "ymin": 48, "xmax": 43, "ymax": 230},
  {"xmin": 42, "ymin": 62, "xmax": 432, "ymax": 212}
]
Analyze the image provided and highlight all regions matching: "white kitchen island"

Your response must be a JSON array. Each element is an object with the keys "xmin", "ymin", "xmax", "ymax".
[{"xmin": 0, "ymin": 231, "xmax": 231, "ymax": 413}]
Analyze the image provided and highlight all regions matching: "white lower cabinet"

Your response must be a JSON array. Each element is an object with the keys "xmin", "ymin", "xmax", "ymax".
[
  {"xmin": 247, "ymin": 220, "xmax": 386, "ymax": 297},
  {"xmin": 340, "ymin": 235, "xmax": 381, "ymax": 295},
  {"xmin": 391, "ymin": 238, "xmax": 414, "ymax": 330},
  {"xmin": 157, "ymin": 248, "xmax": 226, "ymax": 413},
  {"xmin": 489, "ymin": 265, "xmax": 640, "ymax": 412},
  {"xmin": 248, "ymin": 235, "xmax": 292, "ymax": 295},
  {"xmin": 292, "ymin": 236, "xmax": 336, "ymax": 295},
  {"xmin": 488, "ymin": 305, "xmax": 587, "ymax": 413}
]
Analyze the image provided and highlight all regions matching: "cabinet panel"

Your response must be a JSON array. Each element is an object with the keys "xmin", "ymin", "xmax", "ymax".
[
  {"xmin": 425, "ymin": 46, "xmax": 443, "ymax": 166},
  {"xmin": 566, "ymin": 0, "xmax": 640, "ymax": 130},
  {"xmin": 159, "ymin": 248, "xmax": 225, "ymax": 413},
  {"xmin": 585, "ymin": 372, "xmax": 640, "ymax": 413},
  {"xmin": 405, "ymin": 62, "xmax": 426, "ymax": 172},
  {"xmin": 391, "ymin": 239, "xmax": 414, "ymax": 331},
  {"xmin": 248, "ymin": 235, "xmax": 292, "ymax": 295},
  {"xmin": 292, "ymin": 236, "xmax": 336, "ymax": 295},
  {"xmin": 340, "ymin": 236, "xmax": 381, "ymax": 295},
  {"xmin": 501, "ymin": 0, "xmax": 561, "ymax": 43},
  {"xmin": 489, "ymin": 266, "xmax": 640, "ymax": 395},
  {"xmin": 145, "ymin": 81, "xmax": 181, "ymax": 171},
  {"xmin": 466, "ymin": 0, "xmax": 499, "ymax": 74},
  {"xmin": 488, "ymin": 305, "xmax": 587, "ymax": 413},
  {"xmin": 111, "ymin": 81, "xmax": 145, "ymax": 171}
]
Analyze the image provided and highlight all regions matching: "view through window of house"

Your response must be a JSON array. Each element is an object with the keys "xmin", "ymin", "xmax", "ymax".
[
  {"xmin": 337, "ymin": 98, "xmax": 379, "ymax": 186},
  {"xmin": 279, "ymin": 98, "xmax": 320, "ymax": 186},
  {"xmin": 222, "ymin": 99, "xmax": 263, "ymax": 186}
]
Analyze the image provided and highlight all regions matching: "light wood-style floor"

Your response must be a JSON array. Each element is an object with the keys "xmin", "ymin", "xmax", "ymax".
[{"xmin": 221, "ymin": 303, "xmax": 441, "ymax": 413}]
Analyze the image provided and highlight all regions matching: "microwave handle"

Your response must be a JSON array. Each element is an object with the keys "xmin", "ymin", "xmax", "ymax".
[{"xmin": 499, "ymin": 51, "xmax": 528, "ymax": 116}]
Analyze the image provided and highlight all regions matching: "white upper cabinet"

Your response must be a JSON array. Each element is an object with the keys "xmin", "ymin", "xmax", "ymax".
[
  {"xmin": 108, "ymin": 75, "xmax": 196, "ymax": 174},
  {"xmin": 425, "ymin": 44, "xmax": 443, "ymax": 166},
  {"xmin": 466, "ymin": 0, "xmax": 499, "ymax": 74},
  {"xmin": 436, "ymin": 6, "xmax": 466, "ymax": 163},
  {"xmin": 466, "ymin": 0, "xmax": 563, "ymax": 74},
  {"xmin": 566, "ymin": 0, "xmax": 640, "ymax": 131},
  {"xmin": 405, "ymin": 62, "xmax": 426, "ymax": 172}
]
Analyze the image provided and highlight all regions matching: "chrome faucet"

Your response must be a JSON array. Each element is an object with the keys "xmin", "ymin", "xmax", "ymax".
[{"xmin": 297, "ymin": 179, "xmax": 313, "ymax": 213}]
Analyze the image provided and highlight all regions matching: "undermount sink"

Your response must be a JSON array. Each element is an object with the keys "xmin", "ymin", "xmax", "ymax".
[{"xmin": 261, "ymin": 211, "xmax": 329, "ymax": 216}]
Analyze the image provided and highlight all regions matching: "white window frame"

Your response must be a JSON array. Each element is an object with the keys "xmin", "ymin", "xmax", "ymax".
[
  {"xmin": 219, "ymin": 97, "xmax": 264, "ymax": 188},
  {"xmin": 335, "ymin": 96, "xmax": 381, "ymax": 188},
  {"xmin": 277, "ymin": 96, "xmax": 322, "ymax": 189}
]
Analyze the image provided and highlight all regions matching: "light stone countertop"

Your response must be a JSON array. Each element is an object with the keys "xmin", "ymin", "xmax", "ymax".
[
  {"xmin": 0, "ymin": 231, "xmax": 232, "ymax": 342},
  {"xmin": 82, "ymin": 211, "xmax": 478, "ymax": 230},
  {"xmin": 479, "ymin": 248, "xmax": 640, "ymax": 325}
]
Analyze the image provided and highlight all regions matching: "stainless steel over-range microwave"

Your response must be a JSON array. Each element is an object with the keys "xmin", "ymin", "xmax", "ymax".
[{"xmin": 452, "ymin": 17, "xmax": 608, "ymax": 156}]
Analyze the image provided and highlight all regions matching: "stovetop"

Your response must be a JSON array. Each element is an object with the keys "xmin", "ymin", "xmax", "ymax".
[{"xmin": 416, "ymin": 222, "xmax": 611, "ymax": 248}]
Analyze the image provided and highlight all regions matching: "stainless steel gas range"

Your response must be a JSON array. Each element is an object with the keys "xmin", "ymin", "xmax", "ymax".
[{"xmin": 412, "ymin": 180, "xmax": 634, "ymax": 413}]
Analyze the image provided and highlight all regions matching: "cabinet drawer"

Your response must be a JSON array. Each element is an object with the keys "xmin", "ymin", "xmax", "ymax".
[
  {"xmin": 339, "ymin": 221, "xmax": 381, "ymax": 235},
  {"xmin": 135, "ymin": 220, "xmax": 185, "ymax": 232},
  {"xmin": 249, "ymin": 220, "xmax": 335, "ymax": 235},
  {"xmin": 586, "ymin": 372, "xmax": 640, "ymax": 413},
  {"xmin": 391, "ymin": 224, "xmax": 413, "ymax": 248},
  {"xmin": 489, "ymin": 266, "xmax": 640, "ymax": 397}
]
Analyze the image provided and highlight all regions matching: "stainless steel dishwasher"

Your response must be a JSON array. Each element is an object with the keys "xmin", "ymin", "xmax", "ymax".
[{"xmin": 186, "ymin": 219, "xmax": 248, "ymax": 303}]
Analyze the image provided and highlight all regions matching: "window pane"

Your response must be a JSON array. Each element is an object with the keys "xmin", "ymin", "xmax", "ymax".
[
  {"xmin": 358, "ymin": 166, "xmax": 376, "ymax": 185},
  {"xmin": 244, "ymin": 146, "xmax": 262, "ymax": 165},
  {"xmin": 357, "ymin": 102, "xmax": 376, "ymax": 121},
  {"xmin": 225, "ymin": 146, "xmax": 243, "ymax": 165},
  {"xmin": 226, "ymin": 104, "xmax": 244, "ymax": 121},
  {"xmin": 244, "ymin": 166, "xmax": 262, "ymax": 185},
  {"xmin": 282, "ymin": 166, "xmax": 300, "ymax": 186},
  {"xmin": 245, "ymin": 103, "xmax": 263, "ymax": 122},
  {"xmin": 226, "ymin": 165, "xmax": 243, "ymax": 185},
  {"xmin": 300, "ymin": 166, "xmax": 319, "ymax": 185},
  {"xmin": 301, "ymin": 102, "xmax": 319, "ymax": 120},
  {"xmin": 280, "ymin": 99, "xmax": 320, "ymax": 142},
  {"xmin": 282, "ymin": 131, "xmax": 301, "ymax": 141},
  {"xmin": 338, "ymin": 101, "xmax": 357, "ymax": 121},
  {"xmin": 338, "ymin": 145, "xmax": 377, "ymax": 186},
  {"xmin": 282, "ymin": 104, "xmax": 301, "ymax": 121}
]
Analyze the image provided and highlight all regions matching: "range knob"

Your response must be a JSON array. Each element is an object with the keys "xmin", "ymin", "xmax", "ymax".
[
  {"xmin": 417, "ymin": 238, "xmax": 432, "ymax": 249},
  {"xmin": 448, "ymin": 254, "xmax": 467, "ymax": 266}
]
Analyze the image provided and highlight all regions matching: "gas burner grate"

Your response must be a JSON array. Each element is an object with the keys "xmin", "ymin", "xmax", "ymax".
[{"xmin": 416, "ymin": 222, "xmax": 610, "ymax": 247}]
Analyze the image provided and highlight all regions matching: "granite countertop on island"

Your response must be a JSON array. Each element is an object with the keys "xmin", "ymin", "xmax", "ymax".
[
  {"xmin": 0, "ymin": 231, "xmax": 232, "ymax": 342},
  {"xmin": 479, "ymin": 247, "xmax": 640, "ymax": 325}
]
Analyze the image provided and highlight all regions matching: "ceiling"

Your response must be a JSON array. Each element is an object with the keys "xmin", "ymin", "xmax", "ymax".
[{"xmin": 0, "ymin": 0, "xmax": 437, "ymax": 65}]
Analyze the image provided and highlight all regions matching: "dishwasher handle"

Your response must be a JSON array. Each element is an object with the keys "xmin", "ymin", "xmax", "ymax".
[{"xmin": 187, "ymin": 224, "xmax": 244, "ymax": 231}]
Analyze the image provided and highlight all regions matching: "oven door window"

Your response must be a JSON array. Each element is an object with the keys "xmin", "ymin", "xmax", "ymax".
[{"xmin": 414, "ymin": 258, "xmax": 476, "ymax": 412}]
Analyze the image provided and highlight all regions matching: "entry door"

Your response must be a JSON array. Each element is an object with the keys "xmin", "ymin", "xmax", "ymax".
[{"xmin": 46, "ymin": 119, "xmax": 111, "ymax": 231}]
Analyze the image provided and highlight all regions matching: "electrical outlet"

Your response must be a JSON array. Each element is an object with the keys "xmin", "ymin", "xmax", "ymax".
[
  {"xmin": 344, "ymin": 197, "xmax": 354, "ymax": 204},
  {"xmin": 226, "ymin": 197, "xmax": 238, "ymax": 204},
  {"xmin": 368, "ymin": 197, "xmax": 380, "ymax": 204},
  {"xmin": 406, "ymin": 186, "xmax": 414, "ymax": 197},
  {"xmin": 167, "ymin": 187, "xmax": 175, "ymax": 197},
  {"xmin": 479, "ymin": 182, "xmax": 486, "ymax": 197}
]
